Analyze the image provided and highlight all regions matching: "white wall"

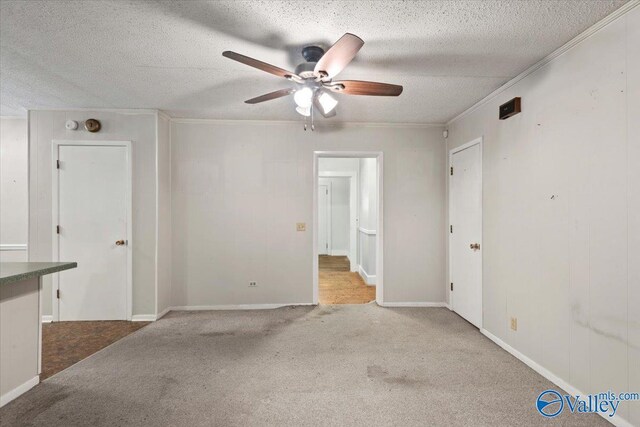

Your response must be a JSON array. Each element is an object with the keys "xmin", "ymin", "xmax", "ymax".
[
  {"xmin": 358, "ymin": 158, "xmax": 377, "ymax": 282},
  {"xmin": 317, "ymin": 177, "xmax": 350, "ymax": 256},
  {"xmin": 0, "ymin": 117, "xmax": 28, "ymax": 262},
  {"xmin": 171, "ymin": 121, "xmax": 446, "ymax": 306},
  {"xmin": 319, "ymin": 157, "xmax": 359, "ymax": 269},
  {"xmin": 447, "ymin": 5, "xmax": 639, "ymax": 425},
  {"xmin": 318, "ymin": 158, "xmax": 359, "ymax": 174},
  {"xmin": 29, "ymin": 110, "xmax": 158, "ymax": 317},
  {"xmin": 156, "ymin": 113, "xmax": 172, "ymax": 316},
  {"xmin": 329, "ymin": 178, "xmax": 349, "ymax": 255}
]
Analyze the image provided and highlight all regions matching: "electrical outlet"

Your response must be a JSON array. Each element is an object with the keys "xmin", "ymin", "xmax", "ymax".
[
  {"xmin": 249, "ymin": 281, "xmax": 257, "ymax": 287},
  {"xmin": 510, "ymin": 317, "xmax": 518, "ymax": 331},
  {"xmin": 296, "ymin": 223, "xmax": 306, "ymax": 231}
]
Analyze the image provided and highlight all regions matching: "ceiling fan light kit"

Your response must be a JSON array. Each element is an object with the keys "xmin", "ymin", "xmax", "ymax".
[
  {"xmin": 222, "ymin": 33, "xmax": 403, "ymax": 130},
  {"xmin": 317, "ymin": 92, "xmax": 338, "ymax": 115},
  {"xmin": 293, "ymin": 87, "xmax": 314, "ymax": 109}
]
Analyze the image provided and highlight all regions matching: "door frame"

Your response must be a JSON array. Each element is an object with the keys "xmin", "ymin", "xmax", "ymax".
[
  {"xmin": 448, "ymin": 136, "xmax": 483, "ymax": 327},
  {"xmin": 313, "ymin": 151, "xmax": 384, "ymax": 305},
  {"xmin": 318, "ymin": 172, "xmax": 358, "ymax": 271},
  {"xmin": 51, "ymin": 140, "xmax": 133, "ymax": 322},
  {"xmin": 317, "ymin": 179, "xmax": 332, "ymax": 255}
]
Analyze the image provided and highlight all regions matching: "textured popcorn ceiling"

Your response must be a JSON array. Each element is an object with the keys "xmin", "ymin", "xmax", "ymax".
[{"xmin": 0, "ymin": 0, "xmax": 627, "ymax": 123}]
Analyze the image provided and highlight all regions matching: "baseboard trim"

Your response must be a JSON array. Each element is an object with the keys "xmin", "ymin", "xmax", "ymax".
[
  {"xmin": 133, "ymin": 304, "xmax": 316, "ymax": 320},
  {"xmin": 170, "ymin": 303, "xmax": 315, "ymax": 311},
  {"xmin": 330, "ymin": 249, "xmax": 349, "ymax": 257},
  {"xmin": 41, "ymin": 315, "xmax": 52, "ymax": 323},
  {"xmin": 131, "ymin": 314, "xmax": 156, "ymax": 322},
  {"xmin": 0, "ymin": 375, "xmax": 39, "ymax": 408},
  {"xmin": 380, "ymin": 302, "xmax": 449, "ymax": 308},
  {"xmin": 358, "ymin": 227, "xmax": 376, "ymax": 235},
  {"xmin": 156, "ymin": 307, "xmax": 171, "ymax": 320},
  {"xmin": 358, "ymin": 265, "xmax": 376, "ymax": 285},
  {"xmin": 480, "ymin": 328, "xmax": 634, "ymax": 427}
]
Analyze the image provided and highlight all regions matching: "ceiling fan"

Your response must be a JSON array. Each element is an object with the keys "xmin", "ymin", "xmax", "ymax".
[{"xmin": 222, "ymin": 33, "xmax": 403, "ymax": 129}]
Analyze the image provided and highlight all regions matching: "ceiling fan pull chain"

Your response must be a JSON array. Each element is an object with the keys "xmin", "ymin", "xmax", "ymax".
[{"xmin": 311, "ymin": 103, "xmax": 315, "ymax": 131}]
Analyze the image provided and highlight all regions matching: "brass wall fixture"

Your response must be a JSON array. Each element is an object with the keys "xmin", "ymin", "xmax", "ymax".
[
  {"xmin": 84, "ymin": 118, "xmax": 101, "ymax": 132},
  {"xmin": 470, "ymin": 243, "xmax": 481, "ymax": 250}
]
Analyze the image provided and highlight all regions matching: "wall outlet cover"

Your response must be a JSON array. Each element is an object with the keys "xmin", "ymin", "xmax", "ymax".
[{"xmin": 510, "ymin": 317, "xmax": 518, "ymax": 331}]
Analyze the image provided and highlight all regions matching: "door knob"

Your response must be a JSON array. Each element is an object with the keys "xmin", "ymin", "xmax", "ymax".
[
  {"xmin": 115, "ymin": 240, "xmax": 126, "ymax": 246},
  {"xmin": 470, "ymin": 243, "xmax": 480, "ymax": 250}
]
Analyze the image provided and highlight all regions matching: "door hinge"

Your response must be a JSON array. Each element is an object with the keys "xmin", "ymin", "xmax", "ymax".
[
  {"xmin": 56, "ymin": 289, "xmax": 60, "ymax": 299},
  {"xmin": 450, "ymin": 282, "xmax": 453, "ymax": 291},
  {"xmin": 56, "ymin": 225, "xmax": 60, "ymax": 234},
  {"xmin": 56, "ymin": 160, "xmax": 60, "ymax": 169},
  {"xmin": 326, "ymin": 189, "xmax": 328, "ymax": 195},
  {"xmin": 450, "ymin": 225, "xmax": 453, "ymax": 233},
  {"xmin": 326, "ymin": 243, "xmax": 328, "ymax": 249},
  {"xmin": 450, "ymin": 166, "xmax": 453, "ymax": 175}
]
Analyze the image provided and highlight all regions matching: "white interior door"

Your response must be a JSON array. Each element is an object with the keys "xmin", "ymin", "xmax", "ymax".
[
  {"xmin": 450, "ymin": 141, "xmax": 482, "ymax": 327},
  {"xmin": 318, "ymin": 182, "xmax": 330, "ymax": 255},
  {"xmin": 56, "ymin": 144, "xmax": 129, "ymax": 321}
]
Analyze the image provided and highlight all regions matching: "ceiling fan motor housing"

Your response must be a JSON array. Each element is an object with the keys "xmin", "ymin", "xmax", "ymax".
[
  {"xmin": 301, "ymin": 45, "xmax": 325, "ymax": 62},
  {"xmin": 295, "ymin": 45, "xmax": 325, "ymax": 78},
  {"xmin": 295, "ymin": 62, "xmax": 316, "ymax": 78}
]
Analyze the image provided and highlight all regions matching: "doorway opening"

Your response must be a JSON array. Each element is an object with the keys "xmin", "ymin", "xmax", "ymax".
[{"xmin": 313, "ymin": 152, "xmax": 383, "ymax": 305}]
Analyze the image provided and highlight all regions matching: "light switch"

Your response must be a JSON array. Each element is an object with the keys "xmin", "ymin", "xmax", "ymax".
[{"xmin": 296, "ymin": 223, "xmax": 306, "ymax": 232}]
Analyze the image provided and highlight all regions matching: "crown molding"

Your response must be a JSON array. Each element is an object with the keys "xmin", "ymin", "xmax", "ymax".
[
  {"xmin": 169, "ymin": 117, "xmax": 444, "ymax": 128},
  {"xmin": 28, "ymin": 108, "xmax": 159, "ymax": 115},
  {"xmin": 157, "ymin": 110, "xmax": 172, "ymax": 121},
  {"xmin": 446, "ymin": 0, "xmax": 639, "ymax": 126}
]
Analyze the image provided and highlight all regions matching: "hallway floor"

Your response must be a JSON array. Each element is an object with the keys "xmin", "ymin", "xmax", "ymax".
[{"xmin": 318, "ymin": 255, "xmax": 375, "ymax": 304}]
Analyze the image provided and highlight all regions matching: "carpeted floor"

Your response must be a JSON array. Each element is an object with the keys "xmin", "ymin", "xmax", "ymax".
[
  {"xmin": 0, "ymin": 305, "xmax": 608, "ymax": 426},
  {"xmin": 319, "ymin": 255, "xmax": 376, "ymax": 304},
  {"xmin": 41, "ymin": 320, "xmax": 150, "ymax": 380}
]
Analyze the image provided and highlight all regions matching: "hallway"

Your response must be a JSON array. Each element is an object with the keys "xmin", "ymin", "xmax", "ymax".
[{"xmin": 318, "ymin": 255, "xmax": 375, "ymax": 304}]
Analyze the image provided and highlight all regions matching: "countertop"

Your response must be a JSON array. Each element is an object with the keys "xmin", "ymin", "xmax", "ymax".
[{"xmin": 0, "ymin": 262, "xmax": 78, "ymax": 286}]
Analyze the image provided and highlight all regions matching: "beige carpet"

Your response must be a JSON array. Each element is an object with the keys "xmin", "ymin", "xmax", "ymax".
[{"xmin": 0, "ymin": 305, "xmax": 610, "ymax": 426}]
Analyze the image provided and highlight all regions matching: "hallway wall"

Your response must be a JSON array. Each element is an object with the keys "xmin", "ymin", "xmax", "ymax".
[{"xmin": 358, "ymin": 157, "xmax": 377, "ymax": 283}]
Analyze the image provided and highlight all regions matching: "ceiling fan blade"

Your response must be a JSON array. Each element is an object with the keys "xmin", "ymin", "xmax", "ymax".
[
  {"xmin": 331, "ymin": 80, "xmax": 403, "ymax": 96},
  {"xmin": 223, "ymin": 51, "xmax": 298, "ymax": 79},
  {"xmin": 245, "ymin": 88, "xmax": 294, "ymax": 104},
  {"xmin": 314, "ymin": 33, "xmax": 364, "ymax": 79}
]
